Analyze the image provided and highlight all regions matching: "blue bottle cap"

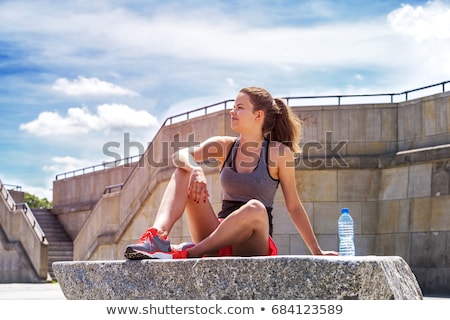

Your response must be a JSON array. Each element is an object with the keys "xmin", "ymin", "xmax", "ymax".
[{"xmin": 341, "ymin": 208, "xmax": 349, "ymax": 214}]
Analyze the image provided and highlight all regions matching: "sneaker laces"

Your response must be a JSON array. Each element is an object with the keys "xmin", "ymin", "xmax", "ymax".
[{"xmin": 138, "ymin": 227, "xmax": 167, "ymax": 243}]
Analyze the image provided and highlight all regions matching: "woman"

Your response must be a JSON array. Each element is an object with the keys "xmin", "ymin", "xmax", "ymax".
[{"xmin": 124, "ymin": 86, "xmax": 338, "ymax": 259}]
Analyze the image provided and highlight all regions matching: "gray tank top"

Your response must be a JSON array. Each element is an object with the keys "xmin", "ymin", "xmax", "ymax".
[{"xmin": 220, "ymin": 138, "xmax": 279, "ymax": 208}]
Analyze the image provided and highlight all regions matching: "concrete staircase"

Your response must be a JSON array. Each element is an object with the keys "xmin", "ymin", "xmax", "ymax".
[{"xmin": 33, "ymin": 209, "xmax": 73, "ymax": 280}]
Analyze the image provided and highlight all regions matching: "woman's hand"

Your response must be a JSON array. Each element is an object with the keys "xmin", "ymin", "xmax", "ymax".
[
  {"xmin": 187, "ymin": 168, "xmax": 210, "ymax": 203},
  {"xmin": 318, "ymin": 250, "xmax": 340, "ymax": 256}
]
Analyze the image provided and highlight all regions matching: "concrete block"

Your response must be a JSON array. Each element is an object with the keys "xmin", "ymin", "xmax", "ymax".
[
  {"xmin": 348, "ymin": 109, "xmax": 366, "ymax": 142},
  {"xmin": 424, "ymin": 100, "xmax": 437, "ymax": 136},
  {"xmin": 296, "ymin": 171, "xmax": 338, "ymax": 202},
  {"xmin": 346, "ymin": 142, "xmax": 387, "ymax": 156},
  {"xmin": 333, "ymin": 109, "xmax": 349, "ymax": 141},
  {"xmin": 447, "ymin": 96, "xmax": 450, "ymax": 131},
  {"xmin": 313, "ymin": 203, "xmax": 340, "ymax": 234},
  {"xmin": 53, "ymin": 256, "xmax": 423, "ymax": 300},
  {"xmin": 365, "ymin": 109, "xmax": 381, "ymax": 142},
  {"xmin": 381, "ymin": 108, "xmax": 397, "ymax": 141},
  {"xmin": 410, "ymin": 232, "xmax": 447, "ymax": 268},
  {"xmin": 361, "ymin": 201, "xmax": 378, "ymax": 234},
  {"xmin": 317, "ymin": 110, "xmax": 334, "ymax": 140},
  {"xmin": 407, "ymin": 164, "xmax": 432, "ymax": 198},
  {"xmin": 404, "ymin": 104, "xmax": 423, "ymax": 141},
  {"xmin": 377, "ymin": 200, "xmax": 399, "ymax": 234},
  {"xmin": 410, "ymin": 198, "xmax": 432, "ymax": 232},
  {"xmin": 431, "ymin": 161, "xmax": 450, "ymax": 196},
  {"xmin": 379, "ymin": 167, "xmax": 409, "ymax": 200},
  {"xmin": 431, "ymin": 196, "xmax": 450, "ymax": 230},
  {"xmin": 338, "ymin": 169, "xmax": 380, "ymax": 201},
  {"xmin": 413, "ymin": 266, "xmax": 450, "ymax": 296}
]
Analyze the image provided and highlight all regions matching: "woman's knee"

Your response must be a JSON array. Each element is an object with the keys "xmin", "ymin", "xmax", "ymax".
[
  {"xmin": 245, "ymin": 199, "xmax": 266, "ymax": 212},
  {"xmin": 242, "ymin": 199, "xmax": 268, "ymax": 223}
]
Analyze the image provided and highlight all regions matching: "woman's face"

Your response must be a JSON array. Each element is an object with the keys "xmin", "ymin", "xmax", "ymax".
[{"xmin": 230, "ymin": 92, "xmax": 262, "ymax": 132}]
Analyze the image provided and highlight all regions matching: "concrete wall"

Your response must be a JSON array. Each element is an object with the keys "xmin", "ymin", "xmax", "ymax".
[
  {"xmin": 0, "ymin": 187, "xmax": 48, "ymax": 282},
  {"xmin": 52, "ymin": 91, "xmax": 450, "ymax": 295},
  {"xmin": 53, "ymin": 164, "xmax": 135, "ymax": 240}
]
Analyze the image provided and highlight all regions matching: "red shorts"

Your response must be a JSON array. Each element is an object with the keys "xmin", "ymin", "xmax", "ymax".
[
  {"xmin": 218, "ymin": 236, "xmax": 278, "ymax": 256},
  {"xmin": 217, "ymin": 218, "xmax": 278, "ymax": 257}
]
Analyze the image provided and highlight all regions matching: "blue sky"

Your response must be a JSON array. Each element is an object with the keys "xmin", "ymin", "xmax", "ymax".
[{"xmin": 1, "ymin": 0, "xmax": 449, "ymax": 200}]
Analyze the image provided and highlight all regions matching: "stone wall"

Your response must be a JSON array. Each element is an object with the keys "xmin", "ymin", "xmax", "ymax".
[
  {"xmin": 0, "ymin": 187, "xmax": 48, "ymax": 282},
  {"xmin": 53, "ymin": 164, "xmax": 135, "ymax": 240},
  {"xmin": 54, "ymin": 256, "xmax": 423, "ymax": 300}
]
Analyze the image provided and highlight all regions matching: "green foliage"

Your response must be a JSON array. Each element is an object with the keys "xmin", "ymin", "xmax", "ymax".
[{"xmin": 24, "ymin": 192, "xmax": 52, "ymax": 209}]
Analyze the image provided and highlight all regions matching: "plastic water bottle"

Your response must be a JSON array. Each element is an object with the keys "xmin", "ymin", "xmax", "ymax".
[{"xmin": 338, "ymin": 208, "xmax": 355, "ymax": 256}]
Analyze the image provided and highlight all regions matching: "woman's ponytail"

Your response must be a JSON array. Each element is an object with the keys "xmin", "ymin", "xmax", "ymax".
[
  {"xmin": 240, "ymin": 87, "xmax": 302, "ymax": 154},
  {"xmin": 270, "ymin": 98, "xmax": 302, "ymax": 154}
]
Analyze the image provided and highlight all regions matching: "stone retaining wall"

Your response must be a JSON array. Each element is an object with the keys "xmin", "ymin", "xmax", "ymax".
[{"xmin": 53, "ymin": 256, "xmax": 423, "ymax": 300}]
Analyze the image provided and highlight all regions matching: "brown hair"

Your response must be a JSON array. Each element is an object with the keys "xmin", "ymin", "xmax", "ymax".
[{"xmin": 239, "ymin": 86, "xmax": 302, "ymax": 154}]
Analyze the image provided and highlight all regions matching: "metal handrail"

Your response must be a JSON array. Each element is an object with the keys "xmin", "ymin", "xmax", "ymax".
[
  {"xmin": 55, "ymin": 154, "xmax": 142, "ymax": 180},
  {"xmin": 3, "ymin": 184, "xmax": 22, "ymax": 191},
  {"xmin": 0, "ymin": 179, "xmax": 15, "ymax": 211},
  {"xmin": 103, "ymin": 183, "xmax": 124, "ymax": 194},
  {"xmin": 284, "ymin": 81, "xmax": 449, "ymax": 106},
  {"xmin": 54, "ymin": 80, "xmax": 449, "ymax": 180},
  {"xmin": 0, "ymin": 178, "xmax": 47, "ymax": 244},
  {"xmin": 162, "ymin": 80, "xmax": 450, "ymax": 124},
  {"xmin": 15, "ymin": 202, "xmax": 47, "ymax": 243},
  {"xmin": 162, "ymin": 99, "xmax": 235, "ymax": 126}
]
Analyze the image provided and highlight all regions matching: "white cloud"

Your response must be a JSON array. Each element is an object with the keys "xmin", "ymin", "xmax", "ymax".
[
  {"xmin": 96, "ymin": 104, "xmax": 157, "ymax": 128},
  {"xmin": 19, "ymin": 104, "xmax": 159, "ymax": 136},
  {"xmin": 25, "ymin": 185, "xmax": 53, "ymax": 201},
  {"xmin": 385, "ymin": 0, "xmax": 450, "ymax": 87},
  {"xmin": 42, "ymin": 156, "xmax": 93, "ymax": 173},
  {"xmin": 388, "ymin": 1, "xmax": 450, "ymax": 41},
  {"xmin": 226, "ymin": 78, "xmax": 236, "ymax": 87},
  {"xmin": 1, "ymin": 0, "xmax": 449, "ymax": 82},
  {"xmin": 0, "ymin": 1, "xmax": 408, "ymax": 66},
  {"xmin": 52, "ymin": 76, "xmax": 139, "ymax": 96},
  {"xmin": 0, "ymin": 173, "xmax": 53, "ymax": 201}
]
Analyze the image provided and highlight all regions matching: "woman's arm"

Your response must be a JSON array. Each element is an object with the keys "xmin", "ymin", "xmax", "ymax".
[
  {"xmin": 275, "ymin": 143, "xmax": 338, "ymax": 256},
  {"xmin": 172, "ymin": 135, "xmax": 235, "ymax": 171},
  {"xmin": 172, "ymin": 136, "xmax": 235, "ymax": 203}
]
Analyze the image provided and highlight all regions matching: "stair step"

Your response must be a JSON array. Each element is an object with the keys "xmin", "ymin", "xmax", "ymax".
[
  {"xmin": 49, "ymin": 248, "xmax": 73, "ymax": 252},
  {"xmin": 49, "ymin": 256, "xmax": 73, "ymax": 261},
  {"xmin": 49, "ymin": 243, "xmax": 73, "ymax": 248},
  {"xmin": 31, "ymin": 208, "xmax": 74, "ymax": 281},
  {"xmin": 46, "ymin": 233, "xmax": 71, "ymax": 238},
  {"xmin": 49, "ymin": 251, "xmax": 73, "ymax": 255},
  {"xmin": 45, "ymin": 235, "xmax": 71, "ymax": 240}
]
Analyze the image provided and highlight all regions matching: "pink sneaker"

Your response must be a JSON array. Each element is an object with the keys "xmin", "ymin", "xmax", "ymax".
[{"xmin": 124, "ymin": 228, "xmax": 189, "ymax": 259}]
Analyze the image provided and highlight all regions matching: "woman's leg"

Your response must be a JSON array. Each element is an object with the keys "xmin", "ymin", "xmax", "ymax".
[
  {"xmin": 186, "ymin": 199, "xmax": 270, "ymax": 257},
  {"xmin": 152, "ymin": 167, "xmax": 219, "ymax": 239},
  {"xmin": 141, "ymin": 169, "xmax": 269, "ymax": 258}
]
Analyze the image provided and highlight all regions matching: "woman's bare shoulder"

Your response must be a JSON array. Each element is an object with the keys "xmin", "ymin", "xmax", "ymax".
[
  {"xmin": 200, "ymin": 136, "xmax": 237, "ymax": 160},
  {"xmin": 204, "ymin": 135, "xmax": 237, "ymax": 146},
  {"xmin": 268, "ymin": 141, "xmax": 294, "ymax": 159}
]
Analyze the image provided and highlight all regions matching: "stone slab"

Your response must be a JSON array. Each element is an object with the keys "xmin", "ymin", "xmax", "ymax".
[{"xmin": 53, "ymin": 255, "xmax": 423, "ymax": 300}]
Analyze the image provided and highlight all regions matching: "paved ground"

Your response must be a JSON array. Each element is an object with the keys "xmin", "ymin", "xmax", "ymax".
[
  {"xmin": 0, "ymin": 282, "xmax": 66, "ymax": 299},
  {"xmin": 0, "ymin": 283, "xmax": 448, "ymax": 300}
]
